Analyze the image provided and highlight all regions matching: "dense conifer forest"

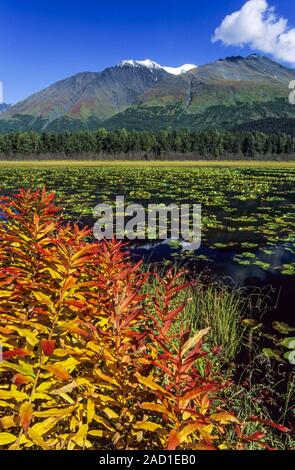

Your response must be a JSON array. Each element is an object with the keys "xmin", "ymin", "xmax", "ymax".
[{"xmin": 0, "ymin": 129, "xmax": 294, "ymax": 160}]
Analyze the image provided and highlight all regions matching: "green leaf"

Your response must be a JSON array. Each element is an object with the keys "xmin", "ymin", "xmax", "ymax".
[
  {"xmin": 281, "ymin": 337, "xmax": 295, "ymax": 350},
  {"xmin": 262, "ymin": 348, "xmax": 286, "ymax": 363},
  {"xmin": 1, "ymin": 360, "xmax": 35, "ymax": 378},
  {"xmin": 284, "ymin": 350, "xmax": 295, "ymax": 365},
  {"xmin": 272, "ymin": 322, "xmax": 295, "ymax": 335}
]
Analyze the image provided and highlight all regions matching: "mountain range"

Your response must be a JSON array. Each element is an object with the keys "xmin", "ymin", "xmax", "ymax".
[
  {"xmin": 0, "ymin": 103, "xmax": 11, "ymax": 114},
  {"xmin": 1, "ymin": 55, "xmax": 295, "ymax": 133}
]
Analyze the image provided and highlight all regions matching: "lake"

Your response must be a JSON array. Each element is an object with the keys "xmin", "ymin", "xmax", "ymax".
[{"xmin": 1, "ymin": 164, "xmax": 295, "ymax": 325}]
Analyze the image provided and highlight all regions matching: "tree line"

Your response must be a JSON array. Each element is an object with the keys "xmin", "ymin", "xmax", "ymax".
[{"xmin": 0, "ymin": 129, "xmax": 294, "ymax": 159}]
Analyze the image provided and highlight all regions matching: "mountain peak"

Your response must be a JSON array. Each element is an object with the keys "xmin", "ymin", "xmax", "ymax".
[
  {"xmin": 117, "ymin": 59, "xmax": 197, "ymax": 75},
  {"xmin": 118, "ymin": 59, "xmax": 162, "ymax": 71}
]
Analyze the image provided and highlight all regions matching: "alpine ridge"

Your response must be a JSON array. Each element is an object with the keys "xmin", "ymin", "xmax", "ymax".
[{"xmin": 0, "ymin": 54, "xmax": 294, "ymax": 133}]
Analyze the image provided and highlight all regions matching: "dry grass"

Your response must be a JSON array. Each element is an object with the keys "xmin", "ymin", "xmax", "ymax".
[{"xmin": 1, "ymin": 160, "xmax": 295, "ymax": 168}]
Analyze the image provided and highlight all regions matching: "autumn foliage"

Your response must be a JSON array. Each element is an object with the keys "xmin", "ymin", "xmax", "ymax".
[{"xmin": 0, "ymin": 188, "xmax": 289, "ymax": 450}]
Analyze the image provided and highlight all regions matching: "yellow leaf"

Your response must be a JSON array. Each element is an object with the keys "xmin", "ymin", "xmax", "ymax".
[
  {"xmin": 51, "ymin": 348, "xmax": 69, "ymax": 357},
  {"xmin": 179, "ymin": 422, "xmax": 204, "ymax": 443},
  {"xmin": 28, "ymin": 428, "xmax": 50, "ymax": 450},
  {"xmin": 11, "ymin": 326, "xmax": 39, "ymax": 347},
  {"xmin": 36, "ymin": 223, "xmax": 55, "ymax": 241},
  {"xmin": 0, "ymin": 401, "xmax": 15, "ymax": 410},
  {"xmin": 0, "ymin": 432, "xmax": 17, "ymax": 445},
  {"xmin": 51, "ymin": 380, "xmax": 78, "ymax": 396},
  {"xmin": 31, "ymin": 389, "xmax": 51, "ymax": 399},
  {"xmin": 135, "ymin": 373, "xmax": 172, "ymax": 397},
  {"xmin": 87, "ymin": 399, "xmax": 95, "ymax": 424},
  {"xmin": 59, "ymin": 393, "xmax": 75, "ymax": 404},
  {"xmin": 76, "ymin": 377, "xmax": 93, "ymax": 388},
  {"xmin": 40, "ymin": 267, "xmax": 62, "ymax": 280},
  {"xmin": 55, "ymin": 357, "xmax": 80, "ymax": 372},
  {"xmin": 218, "ymin": 443, "xmax": 228, "ymax": 450},
  {"xmin": 203, "ymin": 424, "xmax": 214, "ymax": 434},
  {"xmin": 88, "ymin": 430, "xmax": 104, "ymax": 437},
  {"xmin": 34, "ymin": 405, "xmax": 75, "ymax": 418},
  {"xmin": 32, "ymin": 291, "xmax": 55, "ymax": 313},
  {"xmin": 0, "ymin": 290, "xmax": 12, "ymax": 298},
  {"xmin": 182, "ymin": 411, "xmax": 193, "ymax": 420},
  {"xmin": 73, "ymin": 424, "xmax": 88, "ymax": 447},
  {"xmin": 93, "ymin": 415, "xmax": 115, "ymax": 431},
  {"xmin": 94, "ymin": 369, "xmax": 119, "ymax": 387},
  {"xmin": 141, "ymin": 402, "xmax": 168, "ymax": 415},
  {"xmin": 210, "ymin": 413, "xmax": 240, "ymax": 425},
  {"xmin": 96, "ymin": 394, "xmax": 117, "ymax": 405},
  {"xmin": 0, "ymin": 415, "xmax": 18, "ymax": 430},
  {"xmin": 103, "ymin": 407, "xmax": 119, "ymax": 420},
  {"xmin": 181, "ymin": 328, "xmax": 211, "ymax": 357},
  {"xmin": 134, "ymin": 421, "xmax": 162, "ymax": 432},
  {"xmin": 86, "ymin": 341, "xmax": 101, "ymax": 354},
  {"xmin": 0, "ymin": 389, "xmax": 28, "ymax": 402},
  {"xmin": 31, "ymin": 417, "xmax": 62, "ymax": 436}
]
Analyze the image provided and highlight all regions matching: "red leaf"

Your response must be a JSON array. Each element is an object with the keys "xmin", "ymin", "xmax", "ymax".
[
  {"xmin": 3, "ymin": 349, "xmax": 31, "ymax": 359},
  {"xmin": 41, "ymin": 339, "xmax": 56, "ymax": 356},
  {"xmin": 249, "ymin": 416, "xmax": 290, "ymax": 433},
  {"xmin": 242, "ymin": 432, "xmax": 266, "ymax": 443}
]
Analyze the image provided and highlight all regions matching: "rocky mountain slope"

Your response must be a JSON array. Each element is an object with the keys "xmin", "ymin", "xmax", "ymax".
[{"xmin": 1, "ymin": 55, "xmax": 294, "ymax": 133}]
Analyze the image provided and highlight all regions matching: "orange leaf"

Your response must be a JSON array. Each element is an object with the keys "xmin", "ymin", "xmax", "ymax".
[
  {"xmin": 12, "ymin": 374, "xmax": 34, "ymax": 386},
  {"xmin": 45, "ymin": 364, "xmax": 71, "ymax": 381},
  {"xmin": 19, "ymin": 402, "xmax": 33, "ymax": 432},
  {"xmin": 166, "ymin": 430, "xmax": 180, "ymax": 450}
]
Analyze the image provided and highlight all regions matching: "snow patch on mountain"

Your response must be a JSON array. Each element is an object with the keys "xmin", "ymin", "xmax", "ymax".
[
  {"xmin": 118, "ymin": 59, "xmax": 197, "ymax": 75},
  {"xmin": 162, "ymin": 64, "xmax": 197, "ymax": 75}
]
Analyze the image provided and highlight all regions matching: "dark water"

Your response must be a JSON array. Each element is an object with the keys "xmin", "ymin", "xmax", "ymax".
[{"xmin": 131, "ymin": 239, "xmax": 295, "ymax": 326}]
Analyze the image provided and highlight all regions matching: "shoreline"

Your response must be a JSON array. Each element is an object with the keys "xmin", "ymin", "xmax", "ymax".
[{"xmin": 1, "ymin": 160, "xmax": 295, "ymax": 168}]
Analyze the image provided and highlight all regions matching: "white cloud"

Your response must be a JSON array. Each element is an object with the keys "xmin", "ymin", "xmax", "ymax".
[{"xmin": 212, "ymin": 0, "xmax": 295, "ymax": 65}]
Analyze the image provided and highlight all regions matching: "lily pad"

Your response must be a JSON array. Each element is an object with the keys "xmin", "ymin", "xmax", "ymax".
[{"xmin": 272, "ymin": 322, "xmax": 295, "ymax": 335}]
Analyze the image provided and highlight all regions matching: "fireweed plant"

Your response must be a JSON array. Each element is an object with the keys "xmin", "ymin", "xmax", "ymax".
[{"xmin": 0, "ymin": 188, "xmax": 290, "ymax": 450}]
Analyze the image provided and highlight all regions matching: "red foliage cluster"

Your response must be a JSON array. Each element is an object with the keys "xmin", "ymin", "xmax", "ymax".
[{"xmin": 0, "ymin": 188, "xmax": 289, "ymax": 450}]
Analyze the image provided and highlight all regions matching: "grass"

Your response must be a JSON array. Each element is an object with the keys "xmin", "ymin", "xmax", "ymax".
[
  {"xmin": 189, "ymin": 282, "xmax": 246, "ymax": 362},
  {"xmin": 1, "ymin": 160, "xmax": 295, "ymax": 168},
  {"xmin": 143, "ymin": 263, "xmax": 245, "ymax": 363}
]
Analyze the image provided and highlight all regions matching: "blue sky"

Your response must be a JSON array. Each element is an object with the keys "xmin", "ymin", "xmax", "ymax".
[{"xmin": 1, "ymin": 0, "xmax": 295, "ymax": 103}]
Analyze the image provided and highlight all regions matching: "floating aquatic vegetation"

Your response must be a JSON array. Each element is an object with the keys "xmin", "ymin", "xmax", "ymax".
[
  {"xmin": 272, "ymin": 322, "xmax": 295, "ymax": 335},
  {"xmin": 0, "ymin": 165, "xmax": 295, "ymax": 275}
]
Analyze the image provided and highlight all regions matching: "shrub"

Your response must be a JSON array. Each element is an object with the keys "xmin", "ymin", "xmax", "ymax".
[{"xmin": 0, "ymin": 189, "xmax": 289, "ymax": 449}]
